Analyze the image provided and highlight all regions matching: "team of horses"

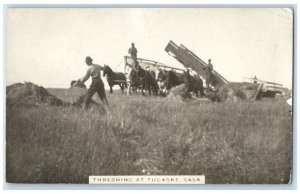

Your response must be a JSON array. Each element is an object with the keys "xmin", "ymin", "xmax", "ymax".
[
  {"xmin": 100, "ymin": 63, "xmax": 204, "ymax": 97},
  {"xmin": 71, "ymin": 64, "xmax": 204, "ymax": 97}
]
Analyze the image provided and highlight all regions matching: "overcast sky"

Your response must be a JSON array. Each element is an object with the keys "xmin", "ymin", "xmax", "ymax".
[{"xmin": 7, "ymin": 8, "xmax": 293, "ymax": 89}]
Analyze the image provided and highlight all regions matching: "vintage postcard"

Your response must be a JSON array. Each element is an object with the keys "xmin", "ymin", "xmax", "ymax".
[{"xmin": 6, "ymin": 8, "xmax": 293, "ymax": 184}]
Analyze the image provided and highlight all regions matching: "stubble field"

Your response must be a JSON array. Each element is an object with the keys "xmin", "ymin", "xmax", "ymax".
[{"xmin": 6, "ymin": 89, "xmax": 292, "ymax": 184}]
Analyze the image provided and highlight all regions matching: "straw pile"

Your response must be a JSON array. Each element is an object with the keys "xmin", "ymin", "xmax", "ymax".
[
  {"xmin": 7, "ymin": 82, "xmax": 66, "ymax": 107},
  {"xmin": 211, "ymin": 83, "xmax": 259, "ymax": 102},
  {"xmin": 166, "ymin": 82, "xmax": 259, "ymax": 102}
]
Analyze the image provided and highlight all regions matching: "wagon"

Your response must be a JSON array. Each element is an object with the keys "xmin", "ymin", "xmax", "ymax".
[{"xmin": 123, "ymin": 56, "xmax": 185, "ymax": 74}]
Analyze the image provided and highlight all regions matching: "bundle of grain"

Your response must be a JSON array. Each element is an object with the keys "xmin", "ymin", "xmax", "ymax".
[
  {"xmin": 6, "ymin": 82, "xmax": 65, "ymax": 107},
  {"xmin": 64, "ymin": 87, "xmax": 87, "ymax": 105},
  {"xmin": 212, "ymin": 84, "xmax": 248, "ymax": 102},
  {"xmin": 168, "ymin": 84, "xmax": 190, "ymax": 101},
  {"xmin": 64, "ymin": 88, "xmax": 99, "ymax": 106},
  {"xmin": 70, "ymin": 80, "xmax": 87, "ymax": 89},
  {"xmin": 239, "ymin": 83, "xmax": 259, "ymax": 99},
  {"xmin": 215, "ymin": 85, "xmax": 236, "ymax": 102},
  {"xmin": 241, "ymin": 89, "xmax": 257, "ymax": 99}
]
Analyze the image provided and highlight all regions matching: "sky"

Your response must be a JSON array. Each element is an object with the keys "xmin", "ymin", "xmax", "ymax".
[{"xmin": 6, "ymin": 8, "xmax": 293, "ymax": 89}]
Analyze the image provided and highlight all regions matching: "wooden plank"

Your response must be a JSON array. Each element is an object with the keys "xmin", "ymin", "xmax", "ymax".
[
  {"xmin": 165, "ymin": 41, "xmax": 229, "ymax": 87},
  {"xmin": 180, "ymin": 44, "xmax": 229, "ymax": 84},
  {"xmin": 165, "ymin": 43, "xmax": 228, "ymax": 86},
  {"xmin": 124, "ymin": 56, "xmax": 185, "ymax": 72}
]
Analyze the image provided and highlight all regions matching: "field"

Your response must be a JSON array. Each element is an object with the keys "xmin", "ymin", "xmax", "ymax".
[{"xmin": 6, "ymin": 89, "xmax": 292, "ymax": 184}]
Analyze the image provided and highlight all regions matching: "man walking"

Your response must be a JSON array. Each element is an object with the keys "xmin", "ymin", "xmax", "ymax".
[{"xmin": 77, "ymin": 56, "xmax": 109, "ymax": 110}]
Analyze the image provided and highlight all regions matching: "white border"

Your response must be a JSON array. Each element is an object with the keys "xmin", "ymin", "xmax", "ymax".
[{"xmin": 0, "ymin": 0, "xmax": 298, "ymax": 193}]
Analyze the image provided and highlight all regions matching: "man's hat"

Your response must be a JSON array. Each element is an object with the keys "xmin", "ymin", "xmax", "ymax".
[{"xmin": 86, "ymin": 56, "xmax": 93, "ymax": 62}]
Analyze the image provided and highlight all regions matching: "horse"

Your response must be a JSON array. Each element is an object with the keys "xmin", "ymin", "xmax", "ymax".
[
  {"xmin": 155, "ymin": 68, "xmax": 204, "ymax": 97},
  {"xmin": 165, "ymin": 70, "xmax": 185, "ymax": 90},
  {"xmin": 149, "ymin": 70, "xmax": 159, "ymax": 95},
  {"xmin": 127, "ymin": 67, "xmax": 140, "ymax": 95},
  {"xmin": 103, "ymin": 65, "xmax": 127, "ymax": 93},
  {"xmin": 155, "ymin": 69, "xmax": 168, "ymax": 95},
  {"xmin": 183, "ymin": 71, "xmax": 204, "ymax": 97},
  {"xmin": 155, "ymin": 69, "xmax": 185, "ymax": 95},
  {"xmin": 134, "ymin": 64, "xmax": 158, "ymax": 96}
]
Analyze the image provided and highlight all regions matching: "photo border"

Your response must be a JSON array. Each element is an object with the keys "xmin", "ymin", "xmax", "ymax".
[{"xmin": 1, "ymin": 3, "xmax": 297, "ymax": 190}]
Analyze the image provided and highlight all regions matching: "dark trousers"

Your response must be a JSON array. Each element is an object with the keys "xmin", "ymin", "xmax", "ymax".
[
  {"xmin": 206, "ymin": 74, "xmax": 213, "ymax": 88},
  {"xmin": 131, "ymin": 55, "xmax": 137, "ymax": 61},
  {"xmin": 83, "ymin": 78, "xmax": 108, "ymax": 109}
]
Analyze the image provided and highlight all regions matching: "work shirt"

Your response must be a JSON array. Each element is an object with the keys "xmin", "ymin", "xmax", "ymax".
[
  {"xmin": 128, "ymin": 47, "xmax": 137, "ymax": 58},
  {"xmin": 80, "ymin": 64, "xmax": 104, "ymax": 83},
  {"xmin": 204, "ymin": 63, "xmax": 213, "ymax": 76},
  {"xmin": 207, "ymin": 63, "xmax": 213, "ymax": 72}
]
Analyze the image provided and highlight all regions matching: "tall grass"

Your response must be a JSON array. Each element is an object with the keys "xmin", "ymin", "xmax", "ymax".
[{"xmin": 6, "ymin": 92, "xmax": 292, "ymax": 183}]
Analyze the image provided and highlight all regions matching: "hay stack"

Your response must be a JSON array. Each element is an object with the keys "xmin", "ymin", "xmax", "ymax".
[{"xmin": 6, "ymin": 82, "xmax": 66, "ymax": 107}]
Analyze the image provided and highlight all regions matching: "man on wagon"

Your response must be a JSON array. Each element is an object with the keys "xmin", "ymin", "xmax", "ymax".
[
  {"xmin": 253, "ymin": 75, "xmax": 258, "ymax": 84},
  {"xmin": 77, "ymin": 56, "xmax": 109, "ymax": 110},
  {"xmin": 128, "ymin": 43, "xmax": 138, "ymax": 69},
  {"xmin": 203, "ymin": 59, "xmax": 214, "ymax": 88},
  {"xmin": 128, "ymin": 42, "xmax": 138, "ymax": 61}
]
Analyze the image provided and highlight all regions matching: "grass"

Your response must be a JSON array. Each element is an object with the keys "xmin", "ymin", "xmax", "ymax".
[{"xmin": 6, "ymin": 90, "xmax": 292, "ymax": 184}]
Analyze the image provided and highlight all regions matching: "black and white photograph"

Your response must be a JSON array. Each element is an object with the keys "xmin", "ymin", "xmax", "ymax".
[{"xmin": 5, "ymin": 7, "xmax": 293, "ymax": 184}]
